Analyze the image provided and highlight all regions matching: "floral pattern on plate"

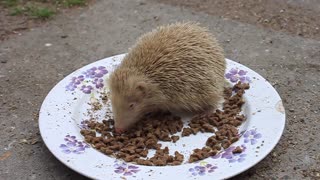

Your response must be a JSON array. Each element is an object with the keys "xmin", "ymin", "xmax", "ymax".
[
  {"xmin": 189, "ymin": 162, "xmax": 217, "ymax": 176},
  {"xmin": 114, "ymin": 161, "xmax": 140, "ymax": 176},
  {"xmin": 225, "ymin": 68, "xmax": 251, "ymax": 83},
  {"xmin": 66, "ymin": 66, "xmax": 108, "ymax": 94},
  {"xmin": 212, "ymin": 144, "xmax": 246, "ymax": 163},
  {"xmin": 210, "ymin": 129, "xmax": 262, "ymax": 164},
  {"xmin": 78, "ymin": 120, "xmax": 90, "ymax": 130},
  {"xmin": 59, "ymin": 135, "xmax": 90, "ymax": 154},
  {"xmin": 243, "ymin": 129, "xmax": 262, "ymax": 145}
]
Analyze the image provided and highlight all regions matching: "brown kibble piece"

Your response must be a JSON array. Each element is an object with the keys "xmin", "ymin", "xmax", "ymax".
[
  {"xmin": 136, "ymin": 142, "xmax": 145, "ymax": 148},
  {"xmin": 135, "ymin": 159, "xmax": 153, "ymax": 166},
  {"xmin": 189, "ymin": 123, "xmax": 200, "ymax": 128},
  {"xmin": 223, "ymin": 87, "xmax": 232, "ymax": 98},
  {"xmin": 163, "ymin": 147, "xmax": 169, "ymax": 154},
  {"xmin": 135, "ymin": 130, "xmax": 142, "ymax": 137},
  {"xmin": 140, "ymin": 150, "xmax": 149, "ymax": 157},
  {"xmin": 191, "ymin": 127, "xmax": 200, "ymax": 134},
  {"xmin": 174, "ymin": 151, "xmax": 184, "ymax": 162},
  {"xmin": 121, "ymin": 146, "xmax": 136, "ymax": 154},
  {"xmin": 116, "ymin": 136, "xmax": 129, "ymax": 142},
  {"xmin": 167, "ymin": 155, "xmax": 174, "ymax": 163},
  {"xmin": 109, "ymin": 145, "xmax": 121, "ymax": 151},
  {"xmin": 236, "ymin": 114, "xmax": 246, "ymax": 121},
  {"xmin": 94, "ymin": 143, "xmax": 106, "ymax": 149},
  {"xmin": 102, "ymin": 137, "xmax": 114, "ymax": 144},
  {"xmin": 171, "ymin": 135, "xmax": 180, "ymax": 143},
  {"xmin": 189, "ymin": 154, "xmax": 200, "ymax": 163},
  {"xmin": 153, "ymin": 159, "xmax": 166, "ymax": 166},
  {"xmin": 104, "ymin": 148, "xmax": 114, "ymax": 155},
  {"xmin": 206, "ymin": 136, "xmax": 217, "ymax": 147},
  {"xmin": 135, "ymin": 148, "xmax": 143, "ymax": 153},
  {"xmin": 156, "ymin": 149, "xmax": 165, "ymax": 156},
  {"xmin": 145, "ymin": 138, "xmax": 157, "ymax": 149},
  {"xmin": 232, "ymin": 146, "xmax": 243, "ymax": 154},
  {"xmin": 92, "ymin": 137, "xmax": 102, "ymax": 144},
  {"xmin": 87, "ymin": 122, "xmax": 96, "ymax": 129},
  {"xmin": 102, "ymin": 119, "xmax": 108, "ymax": 125},
  {"xmin": 159, "ymin": 132, "xmax": 172, "ymax": 141},
  {"xmin": 182, "ymin": 128, "xmax": 193, "ymax": 137},
  {"xmin": 188, "ymin": 147, "xmax": 211, "ymax": 163},
  {"xmin": 231, "ymin": 137, "xmax": 239, "ymax": 143},
  {"xmin": 146, "ymin": 133, "xmax": 157, "ymax": 139},
  {"xmin": 171, "ymin": 161, "xmax": 182, "ymax": 165},
  {"xmin": 123, "ymin": 154, "xmax": 139, "ymax": 162},
  {"xmin": 222, "ymin": 140, "xmax": 231, "ymax": 149},
  {"xmin": 209, "ymin": 149, "xmax": 218, "ymax": 156},
  {"xmin": 80, "ymin": 129, "xmax": 96, "ymax": 137},
  {"xmin": 233, "ymin": 81, "xmax": 250, "ymax": 91},
  {"xmin": 84, "ymin": 135, "xmax": 93, "ymax": 143},
  {"xmin": 156, "ymin": 143, "xmax": 162, "ymax": 150},
  {"xmin": 201, "ymin": 147, "xmax": 211, "ymax": 153},
  {"xmin": 116, "ymin": 152, "xmax": 127, "ymax": 158},
  {"xmin": 201, "ymin": 123, "xmax": 215, "ymax": 133},
  {"xmin": 212, "ymin": 145, "xmax": 222, "ymax": 151}
]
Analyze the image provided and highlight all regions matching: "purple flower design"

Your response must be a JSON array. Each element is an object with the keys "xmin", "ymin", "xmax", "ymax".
[
  {"xmin": 225, "ymin": 68, "xmax": 251, "ymax": 83},
  {"xmin": 66, "ymin": 83, "xmax": 77, "ymax": 91},
  {"xmin": 65, "ymin": 66, "xmax": 108, "ymax": 93},
  {"xmin": 211, "ymin": 144, "xmax": 247, "ymax": 161},
  {"xmin": 210, "ymin": 129, "xmax": 263, "ymax": 164},
  {"xmin": 72, "ymin": 75, "xmax": 85, "ymax": 85},
  {"xmin": 79, "ymin": 120, "xmax": 89, "ymax": 130},
  {"xmin": 59, "ymin": 135, "xmax": 89, "ymax": 154},
  {"xmin": 189, "ymin": 164, "xmax": 217, "ymax": 176},
  {"xmin": 64, "ymin": 135, "xmax": 77, "ymax": 143},
  {"xmin": 114, "ymin": 161, "xmax": 140, "ymax": 176},
  {"xmin": 217, "ymin": 145, "xmax": 247, "ymax": 163},
  {"xmin": 65, "ymin": 75, "xmax": 84, "ymax": 91},
  {"xmin": 84, "ymin": 66, "xmax": 108, "ymax": 79},
  {"xmin": 93, "ymin": 78, "xmax": 104, "ymax": 89},
  {"xmin": 80, "ymin": 85, "xmax": 93, "ymax": 94},
  {"xmin": 243, "ymin": 129, "xmax": 262, "ymax": 145},
  {"xmin": 228, "ymin": 154, "xmax": 247, "ymax": 163}
]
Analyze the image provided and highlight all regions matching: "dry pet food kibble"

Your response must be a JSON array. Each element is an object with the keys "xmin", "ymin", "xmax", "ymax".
[{"xmin": 80, "ymin": 82, "xmax": 250, "ymax": 166}]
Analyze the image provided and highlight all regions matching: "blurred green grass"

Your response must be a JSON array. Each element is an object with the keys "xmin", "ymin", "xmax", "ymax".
[{"xmin": 1, "ymin": 0, "xmax": 89, "ymax": 19}]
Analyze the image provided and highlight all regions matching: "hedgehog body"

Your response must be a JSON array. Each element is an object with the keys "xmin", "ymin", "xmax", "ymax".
[{"xmin": 108, "ymin": 22, "xmax": 226, "ymax": 132}]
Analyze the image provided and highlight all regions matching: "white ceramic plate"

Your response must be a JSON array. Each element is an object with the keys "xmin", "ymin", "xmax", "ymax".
[{"xmin": 39, "ymin": 54, "xmax": 286, "ymax": 180}]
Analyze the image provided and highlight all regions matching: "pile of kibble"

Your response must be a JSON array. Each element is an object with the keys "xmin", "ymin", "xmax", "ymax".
[{"xmin": 80, "ymin": 82, "xmax": 250, "ymax": 166}]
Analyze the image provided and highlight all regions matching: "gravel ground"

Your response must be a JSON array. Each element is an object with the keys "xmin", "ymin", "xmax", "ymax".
[{"xmin": 0, "ymin": 0, "xmax": 319, "ymax": 179}]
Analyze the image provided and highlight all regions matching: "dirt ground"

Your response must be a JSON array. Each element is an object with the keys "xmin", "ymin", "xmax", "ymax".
[
  {"xmin": 155, "ymin": 0, "xmax": 320, "ymax": 40},
  {"xmin": 0, "ymin": 0, "xmax": 319, "ymax": 179},
  {"xmin": 2, "ymin": 0, "xmax": 320, "ymax": 41}
]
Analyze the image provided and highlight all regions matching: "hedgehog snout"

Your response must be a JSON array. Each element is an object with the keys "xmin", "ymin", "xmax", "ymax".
[{"xmin": 115, "ymin": 127, "xmax": 125, "ymax": 134}]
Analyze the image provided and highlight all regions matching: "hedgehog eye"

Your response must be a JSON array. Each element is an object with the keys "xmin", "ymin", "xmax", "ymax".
[{"xmin": 129, "ymin": 103, "xmax": 135, "ymax": 109}]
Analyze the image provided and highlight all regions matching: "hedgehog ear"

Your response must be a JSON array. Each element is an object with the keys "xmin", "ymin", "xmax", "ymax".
[{"xmin": 135, "ymin": 81, "xmax": 147, "ymax": 97}]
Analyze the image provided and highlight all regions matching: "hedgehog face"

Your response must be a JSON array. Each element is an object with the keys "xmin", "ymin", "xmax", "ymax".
[{"xmin": 110, "ymin": 80, "xmax": 149, "ymax": 132}]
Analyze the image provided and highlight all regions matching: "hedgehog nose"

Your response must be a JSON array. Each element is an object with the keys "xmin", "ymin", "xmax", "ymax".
[{"xmin": 115, "ymin": 128, "xmax": 124, "ymax": 134}]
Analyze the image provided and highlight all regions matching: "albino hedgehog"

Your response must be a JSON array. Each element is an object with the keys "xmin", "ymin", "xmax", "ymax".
[{"xmin": 108, "ymin": 22, "xmax": 226, "ymax": 133}]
